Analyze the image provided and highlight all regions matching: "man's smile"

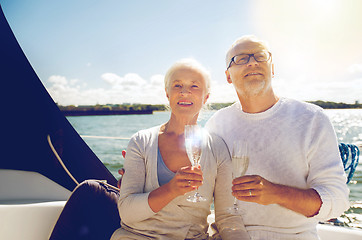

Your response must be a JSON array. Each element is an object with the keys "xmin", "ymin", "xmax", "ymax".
[{"xmin": 245, "ymin": 72, "xmax": 263, "ymax": 77}]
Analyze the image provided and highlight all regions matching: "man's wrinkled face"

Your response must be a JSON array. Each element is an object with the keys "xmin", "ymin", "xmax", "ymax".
[{"xmin": 226, "ymin": 40, "xmax": 274, "ymax": 97}]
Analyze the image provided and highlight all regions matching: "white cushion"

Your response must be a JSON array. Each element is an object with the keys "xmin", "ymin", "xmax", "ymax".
[
  {"xmin": 0, "ymin": 169, "xmax": 71, "ymax": 240},
  {"xmin": 0, "ymin": 169, "xmax": 71, "ymax": 201}
]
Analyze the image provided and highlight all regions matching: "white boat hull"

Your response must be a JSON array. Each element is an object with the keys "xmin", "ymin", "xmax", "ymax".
[
  {"xmin": 317, "ymin": 224, "xmax": 362, "ymax": 240},
  {"xmin": 2, "ymin": 170, "xmax": 362, "ymax": 240}
]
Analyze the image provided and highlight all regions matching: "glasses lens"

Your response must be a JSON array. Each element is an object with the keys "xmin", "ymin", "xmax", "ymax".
[
  {"xmin": 254, "ymin": 51, "xmax": 270, "ymax": 62},
  {"xmin": 229, "ymin": 51, "xmax": 271, "ymax": 68},
  {"xmin": 234, "ymin": 54, "xmax": 250, "ymax": 65}
]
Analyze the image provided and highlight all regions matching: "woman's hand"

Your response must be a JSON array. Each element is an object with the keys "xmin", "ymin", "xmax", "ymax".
[
  {"xmin": 148, "ymin": 165, "xmax": 203, "ymax": 213},
  {"xmin": 117, "ymin": 168, "xmax": 125, "ymax": 189},
  {"xmin": 117, "ymin": 150, "xmax": 127, "ymax": 189},
  {"xmin": 167, "ymin": 165, "xmax": 203, "ymax": 196}
]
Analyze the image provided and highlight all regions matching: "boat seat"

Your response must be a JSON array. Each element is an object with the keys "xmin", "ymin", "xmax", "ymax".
[{"xmin": 0, "ymin": 169, "xmax": 71, "ymax": 240}]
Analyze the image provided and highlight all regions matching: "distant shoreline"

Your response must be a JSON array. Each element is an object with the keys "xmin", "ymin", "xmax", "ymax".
[
  {"xmin": 62, "ymin": 109, "xmax": 153, "ymax": 116},
  {"xmin": 306, "ymin": 101, "xmax": 362, "ymax": 110},
  {"xmin": 58, "ymin": 100, "xmax": 362, "ymax": 116},
  {"xmin": 58, "ymin": 103, "xmax": 164, "ymax": 116}
]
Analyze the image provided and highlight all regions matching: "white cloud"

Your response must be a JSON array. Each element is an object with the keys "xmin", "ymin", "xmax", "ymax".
[
  {"xmin": 47, "ymin": 70, "xmax": 362, "ymax": 106},
  {"xmin": 101, "ymin": 73, "xmax": 122, "ymax": 85},
  {"xmin": 122, "ymin": 73, "xmax": 147, "ymax": 86},
  {"xmin": 150, "ymin": 74, "xmax": 164, "ymax": 86},
  {"xmin": 48, "ymin": 75, "xmax": 68, "ymax": 85},
  {"xmin": 101, "ymin": 73, "xmax": 147, "ymax": 87},
  {"xmin": 348, "ymin": 64, "xmax": 362, "ymax": 74},
  {"xmin": 47, "ymin": 73, "xmax": 169, "ymax": 105},
  {"xmin": 69, "ymin": 79, "xmax": 79, "ymax": 85}
]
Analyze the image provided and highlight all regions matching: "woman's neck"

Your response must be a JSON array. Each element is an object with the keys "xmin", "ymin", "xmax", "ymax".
[{"xmin": 163, "ymin": 114, "xmax": 198, "ymax": 135}]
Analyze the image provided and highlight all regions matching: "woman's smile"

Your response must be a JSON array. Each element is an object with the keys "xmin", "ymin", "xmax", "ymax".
[{"xmin": 177, "ymin": 100, "xmax": 193, "ymax": 106}]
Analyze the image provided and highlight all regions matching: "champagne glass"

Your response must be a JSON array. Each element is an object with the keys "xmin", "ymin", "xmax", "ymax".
[
  {"xmin": 227, "ymin": 140, "xmax": 249, "ymax": 214},
  {"xmin": 185, "ymin": 124, "xmax": 206, "ymax": 202}
]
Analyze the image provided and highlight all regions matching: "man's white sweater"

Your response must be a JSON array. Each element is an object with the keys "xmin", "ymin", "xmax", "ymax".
[{"xmin": 205, "ymin": 97, "xmax": 349, "ymax": 239}]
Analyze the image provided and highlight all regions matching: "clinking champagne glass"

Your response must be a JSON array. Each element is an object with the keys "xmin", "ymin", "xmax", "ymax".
[
  {"xmin": 228, "ymin": 140, "xmax": 249, "ymax": 214},
  {"xmin": 185, "ymin": 125, "xmax": 206, "ymax": 202}
]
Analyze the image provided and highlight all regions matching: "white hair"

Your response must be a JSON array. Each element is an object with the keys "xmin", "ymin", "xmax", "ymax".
[
  {"xmin": 164, "ymin": 58, "xmax": 211, "ymax": 94},
  {"xmin": 225, "ymin": 35, "xmax": 271, "ymax": 67}
]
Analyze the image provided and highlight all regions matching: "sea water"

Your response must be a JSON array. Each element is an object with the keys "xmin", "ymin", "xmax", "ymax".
[{"xmin": 67, "ymin": 108, "xmax": 362, "ymax": 228}]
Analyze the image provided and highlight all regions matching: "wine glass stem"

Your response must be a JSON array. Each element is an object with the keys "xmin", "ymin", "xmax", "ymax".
[{"xmin": 193, "ymin": 161, "xmax": 200, "ymax": 192}]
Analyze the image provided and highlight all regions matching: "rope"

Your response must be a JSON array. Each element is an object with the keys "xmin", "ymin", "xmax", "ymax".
[
  {"xmin": 47, "ymin": 135, "xmax": 80, "ymax": 186},
  {"xmin": 339, "ymin": 143, "xmax": 360, "ymax": 184},
  {"xmin": 47, "ymin": 134, "xmax": 120, "ymax": 192}
]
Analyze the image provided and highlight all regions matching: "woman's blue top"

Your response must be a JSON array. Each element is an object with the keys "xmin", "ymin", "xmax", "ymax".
[{"xmin": 157, "ymin": 148, "xmax": 175, "ymax": 186}]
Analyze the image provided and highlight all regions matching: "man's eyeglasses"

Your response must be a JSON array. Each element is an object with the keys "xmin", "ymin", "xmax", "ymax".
[{"xmin": 227, "ymin": 51, "xmax": 272, "ymax": 69}]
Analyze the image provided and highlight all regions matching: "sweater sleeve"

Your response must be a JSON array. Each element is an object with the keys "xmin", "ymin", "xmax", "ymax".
[
  {"xmin": 205, "ymin": 110, "xmax": 221, "ymax": 135},
  {"xmin": 118, "ymin": 133, "xmax": 156, "ymax": 224},
  {"xmin": 306, "ymin": 110, "xmax": 350, "ymax": 221},
  {"xmin": 212, "ymin": 135, "xmax": 250, "ymax": 240}
]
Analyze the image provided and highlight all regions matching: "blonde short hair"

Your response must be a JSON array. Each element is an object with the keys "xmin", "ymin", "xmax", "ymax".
[
  {"xmin": 225, "ymin": 35, "xmax": 271, "ymax": 67},
  {"xmin": 164, "ymin": 58, "xmax": 211, "ymax": 94}
]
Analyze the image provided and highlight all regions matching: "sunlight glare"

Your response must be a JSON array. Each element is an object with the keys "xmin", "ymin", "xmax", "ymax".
[{"xmin": 249, "ymin": 0, "xmax": 362, "ymax": 103}]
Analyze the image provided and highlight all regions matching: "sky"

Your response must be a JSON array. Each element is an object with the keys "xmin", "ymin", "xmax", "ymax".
[{"xmin": 1, "ymin": 0, "xmax": 362, "ymax": 106}]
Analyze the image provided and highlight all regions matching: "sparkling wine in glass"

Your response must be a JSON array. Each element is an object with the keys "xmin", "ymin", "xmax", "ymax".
[
  {"xmin": 228, "ymin": 140, "xmax": 249, "ymax": 214},
  {"xmin": 185, "ymin": 125, "xmax": 206, "ymax": 202}
]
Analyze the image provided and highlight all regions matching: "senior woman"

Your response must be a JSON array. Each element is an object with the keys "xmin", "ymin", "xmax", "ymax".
[
  {"xmin": 49, "ymin": 59, "xmax": 248, "ymax": 240},
  {"xmin": 111, "ymin": 58, "xmax": 248, "ymax": 240}
]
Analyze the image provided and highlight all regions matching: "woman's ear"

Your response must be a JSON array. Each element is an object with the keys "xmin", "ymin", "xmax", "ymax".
[{"xmin": 204, "ymin": 93, "xmax": 210, "ymax": 104}]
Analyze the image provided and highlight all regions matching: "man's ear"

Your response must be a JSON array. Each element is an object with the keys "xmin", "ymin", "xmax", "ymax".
[{"xmin": 225, "ymin": 70, "xmax": 232, "ymax": 84}]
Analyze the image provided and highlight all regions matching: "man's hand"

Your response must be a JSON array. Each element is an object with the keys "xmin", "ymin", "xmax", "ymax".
[
  {"xmin": 232, "ymin": 175, "xmax": 322, "ymax": 217},
  {"xmin": 232, "ymin": 175, "xmax": 281, "ymax": 205}
]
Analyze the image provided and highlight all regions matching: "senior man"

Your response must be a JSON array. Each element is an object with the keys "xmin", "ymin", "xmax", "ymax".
[{"xmin": 205, "ymin": 35, "xmax": 349, "ymax": 239}]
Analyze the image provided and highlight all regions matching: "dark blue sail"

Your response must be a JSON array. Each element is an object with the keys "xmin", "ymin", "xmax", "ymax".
[{"xmin": 0, "ymin": 4, "xmax": 117, "ymax": 191}]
